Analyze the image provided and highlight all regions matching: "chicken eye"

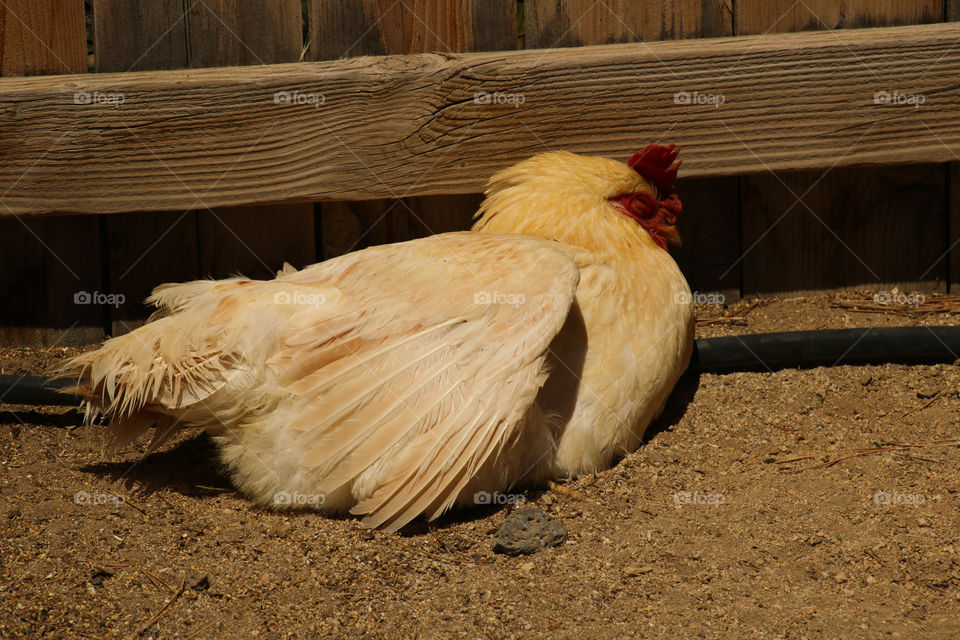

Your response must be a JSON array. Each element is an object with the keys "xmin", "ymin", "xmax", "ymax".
[{"xmin": 628, "ymin": 192, "xmax": 657, "ymax": 219}]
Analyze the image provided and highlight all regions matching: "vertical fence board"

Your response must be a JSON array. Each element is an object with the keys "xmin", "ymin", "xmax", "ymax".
[
  {"xmin": 735, "ymin": 0, "xmax": 944, "ymax": 33},
  {"xmin": 741, "ymin": 166, "xmax": 946, "ymax": 294},
  {"xmin": 95, "ymin": 0, "xmax": 315, "ymax": 335},
  {"xmin": 94, "ymin": 0, "xmax": 200, "ymax": 336},
  {"xmin": 311, "ymin": 0, "xmax": 516, "ymax": 259},
  {"xmin": 186, "ymin": 1, "xmax": 314, "ymax": 284},
  {"xmin": 947, "ymin": 0, "xmax": 960, "ymax": 293},
  {"xmin": 0, "ymin": 0, "xmax": 86, "ymax": 75},
  {"xmin": 948, "ymin": 0, "xmax": 960, "ymax": 21},
  {"xmin": 950, "ymin": 163, "xmax": 960, "ymax": 294},
  {"xmin": 93, "ymin": 0, "xmax": 188, "ymax": 71},
  {"xmin": 526, "ymin": 0, "xmax": 738, "ymax": 301},
  {"xmin": 184, "ymin": 0, "xmax": 303, "ymax": 68},
  {"xmin": 526, "ymin": 0, "xmax": 731, "ymax": 47},
  {"xmin": 0, "ymin": 0, "xmax": 102, "ymax": 346},
  {"xmin": 737, "ymin": 0, "xmax": 947, "ymax": 295}
]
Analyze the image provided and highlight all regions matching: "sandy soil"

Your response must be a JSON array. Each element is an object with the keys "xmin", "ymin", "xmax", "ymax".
[{"xmin": 2, "ymin": 293, "xmax": 959, "ymax": 639}]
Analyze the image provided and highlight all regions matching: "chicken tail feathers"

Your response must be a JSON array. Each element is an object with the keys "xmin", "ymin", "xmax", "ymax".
[{"xmin": 51, "ymin": 279, "xmax": 262, "ymax": 451}]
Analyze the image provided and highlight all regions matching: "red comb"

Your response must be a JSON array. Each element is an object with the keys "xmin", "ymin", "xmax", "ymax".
[{"xmin": 627, "ymin": 144, "xmax": 682, "ymax": 195}]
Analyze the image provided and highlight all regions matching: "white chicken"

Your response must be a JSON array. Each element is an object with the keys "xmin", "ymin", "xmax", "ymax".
[{"xmin": 59, "ymin": 146, "xmax": 694, "ymax": 531}]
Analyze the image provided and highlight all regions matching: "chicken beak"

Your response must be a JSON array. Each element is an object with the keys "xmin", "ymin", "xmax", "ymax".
[{"xmin": 656, "ymin": 224, "xmax": 682, "ymax": 247}]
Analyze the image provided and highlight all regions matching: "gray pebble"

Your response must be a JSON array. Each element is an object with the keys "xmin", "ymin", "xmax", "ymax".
[{"xmin": 492, "ymin": 508, "xmax": 567, "ymax": 556}]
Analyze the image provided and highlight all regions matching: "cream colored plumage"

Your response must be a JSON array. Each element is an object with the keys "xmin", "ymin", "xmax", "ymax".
[{"xmin": 59, "ymin": 149, "xmax": 694, "ymax": 531}]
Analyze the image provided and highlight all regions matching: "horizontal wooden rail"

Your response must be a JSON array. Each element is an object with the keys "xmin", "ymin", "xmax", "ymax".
[{"xmin": 1, "ymin": 22, "xmax": 959, "ymax": 215}]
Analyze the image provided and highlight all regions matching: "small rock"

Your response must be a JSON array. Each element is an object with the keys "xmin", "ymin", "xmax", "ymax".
[
  {"xmin": 623, "ymin": 566, "xmax": 654, "ymax": 577},
  {"xmin": 90, "ymin": 569, "xmax": 113, "ymax": 587},
  {"xmin": 917, "ymin": 386, "xmax": 940, "ymax": 399},
  {"xmin": 834, "ymin": 572, "xmax": 847, "ymax": 584},
  {"xmin": 187, "ymin": 571, "xmax": 210, "ymax": 591},
  {"xmin": 492, "ymin": 508, "xmax": 567, "ymax": 556},
  {"xmin": 866, "ymin": 575, "xmax": 877, "ymax": 585},
  {"xmin": 860, "ymin": 374, "xmax": 873, "ymax": 386},
  {"xmin": 917, "ymin": 518, "xmax": 930, "ymax": 527},
  {"xmin": 519, "ymin": 562, "xmax": 535, "ymax": 572}
]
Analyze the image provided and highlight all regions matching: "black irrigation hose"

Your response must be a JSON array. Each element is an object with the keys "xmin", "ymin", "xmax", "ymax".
[
  {"xmin": 2, "ymin": 327, "xmax": 959, "ymax": 407},
  {"xmin": 693, "ymin": 326, "xmax": 960, "ymax": 373},
  {"xmin": 0, "ymin": 376, "xmax": 78, "ymax": 407}
]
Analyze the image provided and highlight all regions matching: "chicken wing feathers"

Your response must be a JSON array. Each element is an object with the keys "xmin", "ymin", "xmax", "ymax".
[{"xmin": 263, "ymin": 232, "xmax": 579, "ymax": 530}]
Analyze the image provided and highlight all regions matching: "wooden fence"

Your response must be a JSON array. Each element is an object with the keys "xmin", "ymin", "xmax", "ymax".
[{"xmin": 0, "ymin": 1, "xmax": 958, "ymax": 346}]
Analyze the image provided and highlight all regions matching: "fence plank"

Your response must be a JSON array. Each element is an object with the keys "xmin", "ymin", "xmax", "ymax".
[
  {"xmin": 946, "ymin": 0, "xmax": 960, "ymax": 293},
  {"xmin": 3, "ymin": 23, "xmax": 960, "ymax": 214},
  {"xmin": 310, "ymin": 0, "xmax": 516, "ymax": 59},
  {"xmin": 94, "ymin": 0, "xmax": 199, "ymax": 336},
  {"xmin": 92, "ymin": 0, "xmax": 188, "ymax": 72},
  {"xmin": 95, "ymin": 0, "xmax": 314, "ymax": 335},
  {"xmin": 527, "ymin": 0, "xmax": 731, "ymax": 47},
  {"xmin": 0, "ymin": 0, "xmax": 86, "ymax": 75},
  {"xmin": 184, "ymin": 0, "xmax": 303, "ymax": 68},
  {"xmin": 0, "ymin": 0, "xmax": 101, "ymax": 346},
  {"xmin": 951, "ymin": 162, "xmax": 960, "ymax": 294},
  {"xmin": 737, "ymin": 0, "xmax": 947, "ymax": 295},
  {"xmin": 186, "ymin": 1, "xmax": 314, "ymax": 286},
  {"xmin": 311, "ymin": 0, "xmax": 515, "ymax": 258},
  {"xmin": 735, "ymin": 0, "xmax": 944, "ymax": 33}
]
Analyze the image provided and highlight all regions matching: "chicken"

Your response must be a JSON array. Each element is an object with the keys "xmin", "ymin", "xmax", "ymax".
[{"xmin": 58, "ymin": 146, "xmax": 694, "ymax": 531}]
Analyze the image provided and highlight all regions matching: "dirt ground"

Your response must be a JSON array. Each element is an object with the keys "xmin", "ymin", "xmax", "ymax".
[{"xmin": 2, "ymin": 293, "xmax": 959, "ymax": 639}]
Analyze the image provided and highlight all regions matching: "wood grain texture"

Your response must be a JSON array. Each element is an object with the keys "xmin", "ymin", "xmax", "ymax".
[
  {"xmin": 740, "ymin": 165, "xmax": 946, "ymax": 294},
  {"xmin": 184, "ymin": 0, "xmax": 314, "ymax": 282},
  {"xmin": 947, "ymin": 0, "xmax": 960, "ymax": 292},
  {"xmin": 2, "ymin": 23, "xmax": 959, "ymax": 215},
  {"xmin": 737, "ymin": 0, "xmax": 948, "ymax": 295},
  {"xmin": 526, "ymin": 0, "xmax": 737, "ymax": 300},
  {"xmin": 311, "ymin": 0, "xmax": 516, "ymax": 259},
  {"xmin": 0, "ymin": 215, "xmax": 106, "ymax": 346},
  {"xmin": 0, "ymin": 0, "xmax": 86, "ymax": 75},
  {"xmin": 95, "ymin": 0, "xmax": 198, "ymax": 335},
  {"xmin": 949, "ymin": 0, "xmax": 960, "ymax": 22},
  {"xmin": 106, "ymin": 210, "xmax": 199, "ymax": 335},
  {"xmin": 735, "ymin": 0, "xmax": 944, "ymax": 34},
  {"xmin": 197, "ymin": 204, "xmax": 316, "ymax": 278},
  {"xmin": 95, "ymin": 0, "xmax": 315, "ymax": 334},
  {"xmin": 92, "ymin": 0, "xmax": 188, "ymax": 72},
  {"xmin": 184, "ymin": 0, "xmax": 304, "ymax": 68},
  {"xmin": 950, "ymin": 162, "xmax": 960, "ymax": 294},
  {"xmin": 0, "ymin": 0, "xmax": 100, "ymax": 346},
  {"xmin": 310, "ymin": 0, "xmax": 517, "ymax": 58},
  {"xmin": 527, "ymin": 0, "xmax": 732, "ymax": 47}
]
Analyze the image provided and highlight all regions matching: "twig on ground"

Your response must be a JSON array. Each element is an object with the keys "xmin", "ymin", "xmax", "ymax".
[{"xmin": 137, "ymin": 572, "xmax": 186, "ymax": 636}]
